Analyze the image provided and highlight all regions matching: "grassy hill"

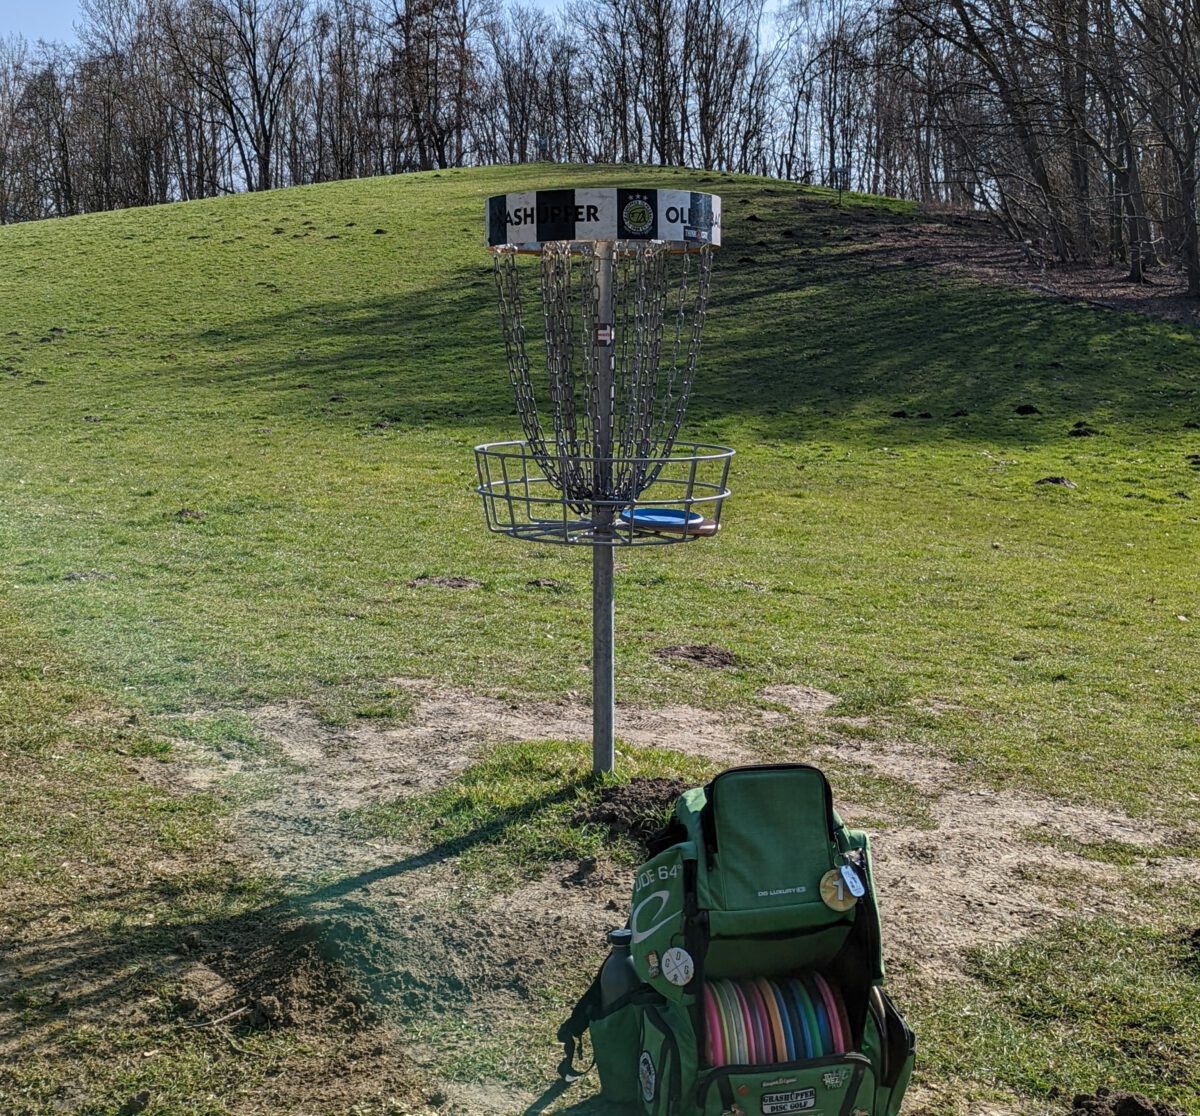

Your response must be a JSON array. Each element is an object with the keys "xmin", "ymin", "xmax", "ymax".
[{"xmin": 2, "ymin": 166, "xmax": 1199, "ymax": 1114}]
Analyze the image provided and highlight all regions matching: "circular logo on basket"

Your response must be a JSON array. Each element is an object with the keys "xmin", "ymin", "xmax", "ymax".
[
  {"xmin": 660, "ymin": 946, "xmax": 695, "ymax": 986},
  {"xmin": 622, "ymin": 196, "xmax": 654, "ymax": 235},
  {"xmin": 638, "ymin": 1050, "xmax": 656, "ymax": 1102},
  {"xmin": 820, "ymin": 868, "xmax": 858, "ymax": 912}
]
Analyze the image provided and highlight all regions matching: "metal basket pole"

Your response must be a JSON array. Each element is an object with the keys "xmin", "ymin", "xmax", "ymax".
[
  {"xmin": 481, "ymin": 188, "xmax": 729, "ymax": 778},
  {"xmin": 593, "ymin": 241, "xmax": 616, "ymax": 775}
]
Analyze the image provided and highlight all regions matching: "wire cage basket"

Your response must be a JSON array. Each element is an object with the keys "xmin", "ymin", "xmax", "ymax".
[
  {"xmin": 475, "ymin": 439, "xmax": 733, "ymax": 546},
  {"xmin": 481, "ymin": 188, "xmax": 729, "ymax": 530}
]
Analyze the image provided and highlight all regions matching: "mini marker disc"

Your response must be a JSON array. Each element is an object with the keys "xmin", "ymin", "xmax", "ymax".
[
  {"xmin": 661, "ymin": 946, "xmax": 694, "ymax": 987},
  {"xmin": 820, "ymin": 868, "xmax": 859, "ymax": 912}
]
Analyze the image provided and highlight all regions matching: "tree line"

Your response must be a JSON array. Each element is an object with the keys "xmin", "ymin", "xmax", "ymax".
[{"xmin": 1, "ymin": 0, "xmax": 1199, "ymax": 293}]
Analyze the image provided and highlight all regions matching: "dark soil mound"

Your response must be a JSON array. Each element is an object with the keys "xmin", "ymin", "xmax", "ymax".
[
  {"xmin": 655, "ymin": 643, "xmax": 738, "ymax": 669},
  {"xmin": 1070, "ymin": 1088, "xmax": 1188, "ymax": 1116},
  {"xmin": 575, "ymin": 777, "xmax": 687, "ymax": 852},
  {"xmin": 174, "ymin": 904, "xmax": 387, "ymax": 1033},
  {"xmin": 407, "ymin": 575, "xmax": 482, "ymax": 589}
]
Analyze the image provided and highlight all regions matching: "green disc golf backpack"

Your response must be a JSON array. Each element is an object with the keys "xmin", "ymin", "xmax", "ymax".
[{"xmin": 559, "ymin": 764, "xmax": 915, "ymax": 1115}]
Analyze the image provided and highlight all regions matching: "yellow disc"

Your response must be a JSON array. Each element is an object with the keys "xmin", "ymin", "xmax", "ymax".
[{"xmin": 820, "ymin": 868, "xmax": 858, "ymax": 912}]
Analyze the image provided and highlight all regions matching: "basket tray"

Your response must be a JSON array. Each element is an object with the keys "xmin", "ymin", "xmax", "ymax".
[{"xmin": 475, "ymin": 441, "xmax": 733, "ymax": 547}]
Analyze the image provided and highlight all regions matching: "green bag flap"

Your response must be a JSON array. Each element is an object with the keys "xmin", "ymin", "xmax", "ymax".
[
  {"xmin": 697, "ymin": 765, "xmax": 846, "ymax": 934},
  {"xmin": 638, "ymin": 999, "xmax": 700, "ymax": 1116},
  {"xmin": 631, "ymin": 840, "xmax": 697, "ymax": 997}
]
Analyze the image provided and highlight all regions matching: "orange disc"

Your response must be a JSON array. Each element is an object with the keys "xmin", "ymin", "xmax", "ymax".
[{"xmin": 754, "ymin": 978, "xmax": 789, "ymax": 1063}]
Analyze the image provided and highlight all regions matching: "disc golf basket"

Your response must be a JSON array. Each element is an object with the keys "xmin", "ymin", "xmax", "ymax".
[{"xmin": 475, "ymin": 188, "xmax": 733, "ymax": 774}]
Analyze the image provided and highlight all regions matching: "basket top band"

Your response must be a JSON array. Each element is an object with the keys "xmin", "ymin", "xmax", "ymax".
[{"xmin": 486, "ymin": 188, "xmax": 721, "ymax": 252}]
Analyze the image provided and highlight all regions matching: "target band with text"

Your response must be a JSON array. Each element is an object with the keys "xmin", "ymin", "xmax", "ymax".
[{"xmin": 486, "ymin": 188, "xmax": 721, "ymax": 251}]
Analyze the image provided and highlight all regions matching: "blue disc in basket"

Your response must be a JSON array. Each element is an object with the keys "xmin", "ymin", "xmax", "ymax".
[
  {"xmin": 619, "ymin": 507, "xmax": 703, "ymax": 530},
  {"xmin": 769, "ymin": 980, "xmax": 798, "ymax": 1061}
]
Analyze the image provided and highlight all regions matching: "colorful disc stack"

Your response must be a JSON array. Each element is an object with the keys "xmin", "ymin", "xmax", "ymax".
[{"xmin": 702, "ymin": 974, "xmax": 852, "ymax": 1067}]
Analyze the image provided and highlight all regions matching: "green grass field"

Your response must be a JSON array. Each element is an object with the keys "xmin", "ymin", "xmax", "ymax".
[{"xmin": 2, "ymin": 165, "xmax": 1199, "ymax": 1114}]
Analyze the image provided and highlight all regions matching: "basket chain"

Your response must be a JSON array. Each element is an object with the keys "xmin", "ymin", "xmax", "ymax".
[
  {"xmin": 494, "ymin": 242, "xmax": 713, "ymax": 509},
  {"xmin": 494, "ymin": 249, "xmax": 553, "ymax": 480}
]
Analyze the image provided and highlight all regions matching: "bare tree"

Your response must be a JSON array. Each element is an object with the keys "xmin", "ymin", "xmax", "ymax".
[{"xmin": 165, "ymin": 0, "xmax": 308, "ymax": 190}]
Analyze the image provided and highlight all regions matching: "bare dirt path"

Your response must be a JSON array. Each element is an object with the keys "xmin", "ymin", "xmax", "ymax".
[{"xmin": 161, "ymin": 680, "xmax": 1198, "ymax": 1115}]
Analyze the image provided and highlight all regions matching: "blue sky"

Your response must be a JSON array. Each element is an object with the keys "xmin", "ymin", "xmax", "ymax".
[
  {"xmin": 1, "ymin": 0, "xmax": 81, "ymax": 44},
  {"xmin": 0, "ymin": 0, "xmax": 773, "ymax": 51}
]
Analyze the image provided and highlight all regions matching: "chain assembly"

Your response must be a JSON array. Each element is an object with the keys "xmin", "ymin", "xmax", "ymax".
[{"xmin": 494, "ymin": 240, "xmax": 714, "ymax": 511}]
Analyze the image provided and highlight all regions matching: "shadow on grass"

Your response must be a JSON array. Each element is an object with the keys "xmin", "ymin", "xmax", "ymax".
[
  {"xmin": 2, "ymin": 783, "xmax": 585, "ymax": 1063},
  {"xmin": 172, "ymin": 195, "xmax": 1200, "ymax": 448}
]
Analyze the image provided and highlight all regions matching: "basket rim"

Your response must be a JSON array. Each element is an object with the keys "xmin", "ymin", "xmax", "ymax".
[{"xmin": 474, "ymin": 439, "xmax": 735, "ymax": 464}]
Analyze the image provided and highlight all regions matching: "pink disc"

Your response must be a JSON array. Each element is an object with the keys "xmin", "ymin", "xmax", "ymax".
[
  {"xmin": 743, "ymin": 980, "xmax": 774, "ymax": 1063},
  {"xmin": 812, "ymin": 972, "xmax": 846, "ymax": 1054},
  {"xmin": 702, "ymin": 982, "xmax": 726, "ymax": 1067}
]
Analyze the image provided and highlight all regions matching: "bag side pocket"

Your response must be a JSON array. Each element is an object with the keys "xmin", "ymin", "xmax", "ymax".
[
  {"xmin": 639, "ymin": 1001, "xmax": 688, "ymax": 1115},
  {"xmin": 879, "ymin": 990, "xmax": 915, "ymax": 1116},
  {"xmin": 590, "ymin": 993, "xmax": 645, "ymax": 1104}
]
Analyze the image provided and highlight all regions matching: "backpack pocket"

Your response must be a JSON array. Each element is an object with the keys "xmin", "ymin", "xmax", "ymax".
[
  {"xmin": 696, "ymin": 1054, "xmax": 875, "ymax": 1116},
  {"xmin": 631, "ymin": 841, "xmax": 698, "ymax": 997},
  {"xmin": 588, "ymin": 990, "xmax": 649, "ymax": 1104},
  {"xmin": 697, "ymin": 765, "xmax": 845, "ymax": 936},
  {"xmin": 876, "ymin": 990, "xmax": 915, "ymax": 1116},
  {"xmin": 638, "ymin": 1003, "xmax": 683, "ymax": 1115}
]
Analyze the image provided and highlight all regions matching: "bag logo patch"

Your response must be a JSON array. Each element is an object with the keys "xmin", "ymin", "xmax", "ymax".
[
  {"xmin": 661, "ymin": 946, "xmax": 694, "ymax": 986},
  {"xmin": 761, "ymin": 1088, "xmax": 815, "ymax": 1113},
  {"xmin": 631, "ymin": 890, "xmax": 677, "ymax": 944},
  {"xmin": 822, "ymin": 1068, "xmax": 849, "ymax": 1088},
  {"xmin": 638, "ymin": 1051, "xmax": 656, "ymax": 1102}
]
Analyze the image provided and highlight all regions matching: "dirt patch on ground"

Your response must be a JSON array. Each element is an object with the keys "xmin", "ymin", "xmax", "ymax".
[
  {"xmin": 759, "ymin": 683, "xmax": 839, "ymax": 715},
  {"xmin": 654, "ymin": 643, "xmax": 739, "ymax": 668},
  {"xmin": 1071, "ymin": 1089, "xmax": 1188, "ymax": 1116},
  {"xmin": 818, "ymin": 731, "xmax": 1194, "ymax": 985},
  {"xmin": 572, "ymin": 776, "xmax": 687, "ymax": 851},
  {"xmin": 153, "ymin": 679, "xmax": 1200, "ymax": 1113},
  {"xmin": 0, "ymin": 872, "xmax": 430, "ymax": 1114},
  {"xmin": 168, "ymin": 681, "xmax": 786, "ymax": 875},
  {"xmin": 167, "ymin": 681, "xmax": 1197, "ymax": 991},
  {"xmin": 867, "ymin": 216, "xmax": 1200, "ymax": 326},
  {"xmin": 407, "ymin": 576, "xmax": 482, "ymax": 589}
]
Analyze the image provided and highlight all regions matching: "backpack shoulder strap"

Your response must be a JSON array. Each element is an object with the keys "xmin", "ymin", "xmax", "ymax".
[{"xmin": 556, "ymin": 965, "xmax": 603, "ymax": 1082}]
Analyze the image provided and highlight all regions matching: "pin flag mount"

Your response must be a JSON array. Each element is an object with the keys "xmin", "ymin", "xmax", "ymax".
[{"xmin": 474, "ymin": 185, "xmax": 734, "ymax": 775}]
